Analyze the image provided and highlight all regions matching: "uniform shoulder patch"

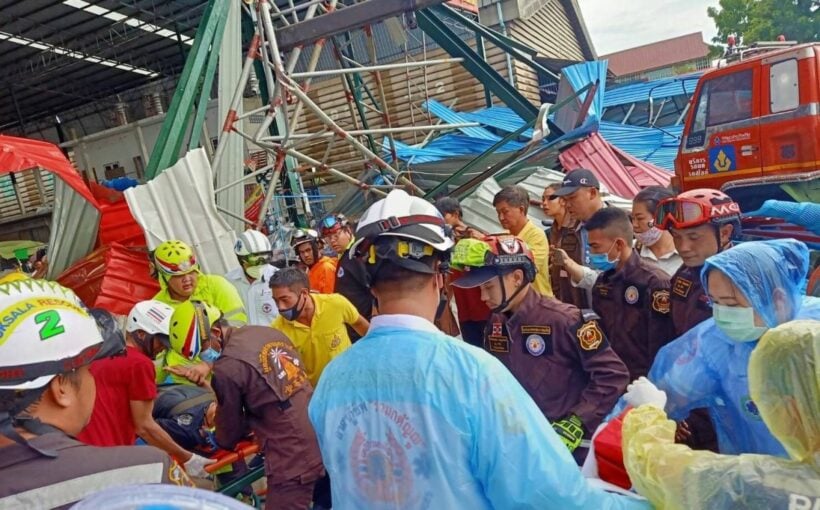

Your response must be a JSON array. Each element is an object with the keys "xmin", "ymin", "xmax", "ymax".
[
  {"xmin": 651, "ymin": 290, "xmax": 671, "ymax": 314},
  {"xmin": 577, "ymin": 319, "xmax": 604, "ymax": 351}
]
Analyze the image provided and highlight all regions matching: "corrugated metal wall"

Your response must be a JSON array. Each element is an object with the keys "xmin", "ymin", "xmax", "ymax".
[{"xmin": 509, "ymin": 0, "xmax": 587, "ymax": 103}]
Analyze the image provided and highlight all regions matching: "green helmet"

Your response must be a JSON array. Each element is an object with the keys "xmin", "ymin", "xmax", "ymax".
[{"xmin": 451, "ymin": 235, "xmax": 536, "ymax": 289}]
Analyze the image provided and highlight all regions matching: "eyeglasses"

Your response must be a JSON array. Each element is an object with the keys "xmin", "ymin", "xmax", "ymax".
[{"xmin": 240, "ymin": 254, "xmax": 270, "ymax": 266}]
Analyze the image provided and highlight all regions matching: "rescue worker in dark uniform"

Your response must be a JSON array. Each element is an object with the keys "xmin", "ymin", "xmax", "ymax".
[
  {"xmin": 0, "ymin": 281, "xmax": 193, "ymax": 509},
  {"xmin": 452, "ymin": 235, "xmax": 629, "ymax": 465},
  {"xmin": 168, "ymin": 301, "xmax": 324, "ymax": 510},
  {"xmin": 585, "ymin": 207, "xmax": 675, "ymax": 379},
  {"xmin": 657, "ymin": 189, "xmax": 742, "ymax": 337},
  {"xmin": 542, "ymin": 183, "xmax": 587, "ymax": 308},
  {"xmin": 320, "ymin": 214, "xmax": 372, "ymax": 341},
  {"xmin": 653, "ymin": 188, "xmax": 743, "ymax": 452}
]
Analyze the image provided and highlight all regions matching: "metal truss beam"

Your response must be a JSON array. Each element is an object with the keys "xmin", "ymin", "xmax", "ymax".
[{"xmin": 275, "ymin": 0, "xmax": 446, "ymax": 52}]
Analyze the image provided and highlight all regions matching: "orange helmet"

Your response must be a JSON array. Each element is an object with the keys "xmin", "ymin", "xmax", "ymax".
[{"xmin": 655, "ymin": 189, "xmax": 741, "ymax": 231}]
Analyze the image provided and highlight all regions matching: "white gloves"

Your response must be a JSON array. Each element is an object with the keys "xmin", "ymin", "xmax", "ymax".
[
  {"xmin": 184, "ymin": 453, "xmax": 216, "ymax": 477},
  {"xmin": 624, "ymin": 377, "xmax": 667, "ymax": 410}
]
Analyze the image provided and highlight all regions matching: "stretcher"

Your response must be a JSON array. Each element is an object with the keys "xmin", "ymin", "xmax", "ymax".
[{"xmin": 204, "ymin": 440, "xmax": 266, "ymax": 507}]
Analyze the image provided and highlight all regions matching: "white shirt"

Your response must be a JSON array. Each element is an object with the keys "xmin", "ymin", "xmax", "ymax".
[
  {"xmin": 224, "ymin": 264, "xmax": 279, "ymax": 326},
  {"xmin": 639, "ymin": 245, "xmax": 683, "ymax": 277}
]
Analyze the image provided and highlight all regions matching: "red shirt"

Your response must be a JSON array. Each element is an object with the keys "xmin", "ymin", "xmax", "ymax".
[
  {"xmin": 450, "ymin": 269, "xmax": 492, "ymax": 323},
  {"xmin": 78, "ymin": 345, "xmax": 158, "ymax": 446}
]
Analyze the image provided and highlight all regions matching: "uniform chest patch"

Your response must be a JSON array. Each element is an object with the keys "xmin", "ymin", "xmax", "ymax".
[
  {"xmin": 651, "ymin": 290, "xmax": 671, "ymax": 314},
  {"xmin": 624, "ymin": 285, "xmax": 640, "ymax": 304},
  {"xmin": 577, "ymin": 320, "xmax": 604, "ymax": 351},
  {"xmin": 176, "ymin": 413, "xmax": 193, "ymax": 427},
  {"xmin": 672, "ymin": 277, "xmax": 693, "ymax": 298},
  {"xmin": 594, "ymin": 283, "xmax": 611, "ymax": 298},
  {"xmin": 337, "ymin": 267, "xmax": 345, "ymax": 278},
  {"xmin": 262, "ymin": 302, "xmax": 273, "ymax": 314},
  {"xmin": 491, "ymin": 322, "xmax": 504, "ymax": 336},
  {"xmin": 487, "ymin": 335, "xmax": 509, "ymax": 353},
  {"xmin": 330, "ymin": 334, "xmax": 342, "ymax": 349},
  {"xmin": 525, "ymin": 334, "xmax": 546, "ymax": 356}
]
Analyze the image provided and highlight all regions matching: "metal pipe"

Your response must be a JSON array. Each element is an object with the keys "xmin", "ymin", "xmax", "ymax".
[
  {"xmin": 255, "ymin": 154, "xmax": 285, "ymax": 229},
  {"xmin": 495, "ymin": 2, "xmax": 515, "ymax": 86},
  {"xmin": 278, "ymin": 147, "xmax": 389, "ymax": 196},
  {"xmin": 263, "ymin": 123, "xmax": 481, "ymax": 140},
  {"xmin": 214, "ymin": 162, "xmax": 275, "ymax": 193},
  {"xmin": 364, "ymin": 24, "xmax": 398, "ymax": 165},
  {"xmin": 290, "ymin": 59, "xmax": 463, "ymax": 78},
  {"xmin": 266, "ymin": 0, "xmax": 325, "ymax": 20}
]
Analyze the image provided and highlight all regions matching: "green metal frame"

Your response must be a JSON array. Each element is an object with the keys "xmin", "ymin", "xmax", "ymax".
[
  {"xmin": 217, "ymin": 465, "xmax": 266, "ymax": 499},
  {"xmin": 416, "ymin": 8, "xmax": 538, "ymax": 123},
  {"xmin": 145, "ymin": 0, "xmax": 231, "ymax": 179}
]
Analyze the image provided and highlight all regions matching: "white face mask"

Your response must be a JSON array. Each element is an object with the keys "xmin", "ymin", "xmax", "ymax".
[
  {"xmin": 245, "ymin": 265, "xmax": 265, "ymax": 280},
  {"xmin": 635, "ymin": 226, "xmax": 663, "ymax": 247}
]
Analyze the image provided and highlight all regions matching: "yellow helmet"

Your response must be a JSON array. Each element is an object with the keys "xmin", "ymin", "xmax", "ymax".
[
  {"xmin": 168, "ymin": 300, "xmax": 222, "ymax": 360},
  {"xmin": 154, "ymin": 240, "xmax": 199, "ymax": 277},
  {"xmin": 0, "ymin": 270, "xmax": 28, "ymax": 285}
]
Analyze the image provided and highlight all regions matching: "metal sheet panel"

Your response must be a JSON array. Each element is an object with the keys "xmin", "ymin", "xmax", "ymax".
[
  {"xmin": 124, "ymin": 148, "xmax": 240, "ymax": 275},
  {"xmin": 47, "ymin": 178, "xmax": 100, "ymax": 278}
]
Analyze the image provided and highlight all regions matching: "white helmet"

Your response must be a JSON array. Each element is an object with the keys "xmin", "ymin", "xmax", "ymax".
[
  {"xmin": 352, "ymin": 189, "xmax": 454, "ymax": 276},
  {"xmin": 234, "ymin": 230, "xmax": 272, "ymax": 256},
  {"xmin": 0, "ymin": 280, "xmax": 123, "ymax": 392},
  {"xmin": 126, "ymin": 300, "xmax": 174, "ymax": 335}
]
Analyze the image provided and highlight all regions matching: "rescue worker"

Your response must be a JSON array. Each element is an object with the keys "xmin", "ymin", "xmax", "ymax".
[
  {"xmin": 493, "ymin": 185, "xmax": 553, "ymax": 297},
  {"xmin": 640, "ymin": 239, "xmax": 820, "ymax": 456},
  {"xmin": 631, "ymin": 186, "xmax": 681, "ymax": 277},
  {"xmin": 78, "ymin": 300, "xmax": 213, "ymax": 477},
  {"xmin": 655, "ymin": 189, "xmax": 741, "ymax": 336},
  {"xmin": 291, "ymin": 228, "xmax": 338, "ymax": 294},
  {"xmin": 550, "ymin": 168, "xmax": 607, "ymax": 303},
  {"xmin": 621, "ymin": 320, "xmax": 820, "ymax": 509},
  {"xmin": 586, "ymin": 207, "xmax": 675, "ymax": 379},
  {"xmin": 320, "ymin": 214, "xmax": 372, "ymax": 341},
  {"xmin": 308, "ymin": 189, "xmax": 648, "ymax": 510},
  {"xmin": 225, "ymin": 229, "xmax": 279, "ymax": 326},
  {"xmin": 153, "ymin": 239, "xmax": 247, "ymax": 324},
  {"xmin": 0, "ymin": 280, "xmax": 193, "ymax": 508},
  {"xmin": 270, "ymin": 267, "xmax": 369, "ymax": 387},
  {"xmin": 451, "ymin": 235, "xmax": 629, "ymax": 464},
  {"xmin": 542, "ymin": 183, "xmax": 586, "ymax": 308},
  {"xmin": 168, "ymin": 301, "xmax": 324, "ymax": 510},
  {"xmin": 653, "ymin": 188, "xmax": 742, "ymax": 451},
  {"xmin": 435, "ymin": 196, "xmax": 491, "ymax": 346}
]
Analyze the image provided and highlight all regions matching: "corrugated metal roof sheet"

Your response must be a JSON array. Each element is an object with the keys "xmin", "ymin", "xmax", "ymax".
[
  {"xmin": 124, "ymin": 148, "xmax": 240, "ymax": 276},
  {"xmin": 603, "ymin": 74, "xmax": 701, "ymax": 107},
  {"xmin": 600, "ymin": 32, "xmax": 709, "ymax": 76},
  {"xmin": 423, "ymin": 99, "xmax": 499, "ymax": 141},
  {"xmin": 561, "ymin": 61, "xmax": 608, "ymax": 119}
]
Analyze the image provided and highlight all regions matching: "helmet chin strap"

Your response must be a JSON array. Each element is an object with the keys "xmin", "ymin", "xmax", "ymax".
[{"xmin": 491, "ymin": 273, "xmax": 527, "ymax": 314}]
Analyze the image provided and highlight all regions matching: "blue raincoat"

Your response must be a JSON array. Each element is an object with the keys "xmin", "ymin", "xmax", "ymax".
[
  {"xmin": 309, "ymin": 316, "xmax": 649, "ymax": 510},
  {"xmin": 647, "ymin": 239, "xmax": 820, "ymax": 456}
]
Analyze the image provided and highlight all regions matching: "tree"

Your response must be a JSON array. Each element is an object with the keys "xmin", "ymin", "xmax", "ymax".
[{"xmin": 707, "ymin": 0, "xmax": 819, "ymax": 45}]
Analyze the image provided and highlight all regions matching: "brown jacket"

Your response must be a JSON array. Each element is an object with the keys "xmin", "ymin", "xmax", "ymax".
[
  {"xmin": 0, "ymin": 431, "xmax": 191, "ymax": 509},
  {"xmin": 548, "ymin": 219, "xmax": 588, "ymax": 308},
  {"xmin": 592, "ymin": 251, "xmax": 675, "ymax": 380},
  {"xmin": 484, "ymin": 289, "xmax": 629, "ymax": 433},
  {"xmin": 212, "ymin": 326, "xmax": 323, "ymax": 484},
  {"xmin": 670, "ymin": 264, "xmax": 712, "ymax": 337}
]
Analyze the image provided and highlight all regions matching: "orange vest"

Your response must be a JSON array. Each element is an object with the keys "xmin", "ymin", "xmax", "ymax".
[{"xmin": 309, "ymin": 256, "xmax": 338, "ymax": 294}]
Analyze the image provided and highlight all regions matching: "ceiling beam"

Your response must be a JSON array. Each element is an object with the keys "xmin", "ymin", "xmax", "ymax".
[{"xmin": 275, "ymin": 0, "xmax": 445, "ymax": 52}]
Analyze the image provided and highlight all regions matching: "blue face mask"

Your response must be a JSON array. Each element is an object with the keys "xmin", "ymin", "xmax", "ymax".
[
  {"xmin": 712, "ymin": 303, "xmax": 768, "ymax": 342},
  {"xmin": 279, "ymin": 293, "xmax": 306, "ymax": 321},
  {"xmin": 199, "ymin": 347, "xmax": 221, "ymax": 363},
  {"xmin": 589, "ymin": 241, "xmax": 619, "ymax": 271}
]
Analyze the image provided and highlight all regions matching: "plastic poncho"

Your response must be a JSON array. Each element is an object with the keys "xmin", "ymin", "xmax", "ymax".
[
  {"xmin": 647, "ymin": 239, "xmax": 820, "ymax": 456},
  {"xmin": 153, "ymin": 272, "xmax": 248, "ymax": 325},
  {"xmin": 308, "ymin": 318, "xmax": 649, "ymax": 510},
  {"xmin": 622, "ymin": 320, "xmax": 820, "ymax": 509}
]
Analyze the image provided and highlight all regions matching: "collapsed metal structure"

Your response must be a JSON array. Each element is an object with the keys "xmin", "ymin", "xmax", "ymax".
[{"xmin": 144, "ymin": 0, "xmax": 589, "ymax": 230}]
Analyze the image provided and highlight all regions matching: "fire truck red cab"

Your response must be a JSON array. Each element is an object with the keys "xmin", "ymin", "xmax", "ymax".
[{"xmin": 675, "ymin": 42, "xmax": 820, "ymax": 191}]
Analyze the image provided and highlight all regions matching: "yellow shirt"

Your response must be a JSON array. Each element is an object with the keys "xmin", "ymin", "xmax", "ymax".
[
  {"xmin": 154, "ymin": 273, "xmax": 248, "ymax": 325},
  {"xmin": 271, "ymin": 293, "xmax": 359, "ymax": 386},
  {"xmin": 516, "ymin": 220, "xmax": 554, "ymax": 298}
]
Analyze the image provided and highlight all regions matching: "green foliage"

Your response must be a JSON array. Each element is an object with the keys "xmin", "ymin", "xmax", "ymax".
[{"xmin": 708, "ymin": 0, "xmax": 819, "ymax": 45}]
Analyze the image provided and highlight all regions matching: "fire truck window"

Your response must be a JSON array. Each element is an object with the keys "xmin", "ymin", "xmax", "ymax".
[
  {"xmin": 770, "ymin": 59, "xmax": 799, "ymax": 113},
  {"xmin": 706, "ymin": 69, "xmax": 754, "ymax": 126},
  {"xmin": 685, "ymin": 90, "xmax": 709, "ymax": 148}
]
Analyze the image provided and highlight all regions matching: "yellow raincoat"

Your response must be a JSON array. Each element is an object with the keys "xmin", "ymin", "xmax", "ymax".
[{"xmin": 622, "ymin": 320, "xmax": 820, "ymax": 509}]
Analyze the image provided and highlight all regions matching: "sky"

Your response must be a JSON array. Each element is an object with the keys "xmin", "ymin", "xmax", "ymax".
[{"xmin": 576, "ymin": 0, "xmax": 721, "ymax": 56}]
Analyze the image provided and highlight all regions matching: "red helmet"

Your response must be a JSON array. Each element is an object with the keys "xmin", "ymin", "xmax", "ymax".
[
  {"xmin": 451, "ymin": 234, "xmax": 537, "ymax": 288},
  {"xmin": 655, "ymin": 189, "xmax": 741, "ymax": 230}
]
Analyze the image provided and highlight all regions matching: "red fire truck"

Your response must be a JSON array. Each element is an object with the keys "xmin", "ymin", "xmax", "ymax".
[{"xmin": 674, "ymin": 41, "xmax": 820, "ymax": 193}]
